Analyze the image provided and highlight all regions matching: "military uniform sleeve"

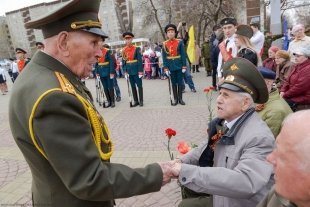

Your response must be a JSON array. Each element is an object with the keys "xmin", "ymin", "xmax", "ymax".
[
  {"xmin": 33, "ymin": 91, "xmax": 163, "ymax": 201},
  {"xmin": 107, "ymin": 50, "xmax": 115, "ymax": 74},
  {"xmin": 136, "ymin": 47, "xmax": 143, "ymax": 72},
  {"xmin": 162, "ymin": 43, "xmax": 168, "ymax": 69},
  {"xmin": 178, "ymin": 135, "xmax": 274, "ymax": 198}
]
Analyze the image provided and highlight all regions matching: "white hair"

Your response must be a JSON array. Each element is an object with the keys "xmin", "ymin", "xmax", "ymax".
[
  {"xmin": 237, "ymin": 92, "xmax": 255, "ymax": 108},
  {"xmin": 292, "ymin": 24, "xmax": 305, "ymax": 34}
]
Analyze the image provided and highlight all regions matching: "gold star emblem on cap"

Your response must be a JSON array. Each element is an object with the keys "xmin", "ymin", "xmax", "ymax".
[
  {"xmin": 230, "ymin": 63, "xmax": 239, "ymax": 71},
  {"xmin": 225, "ymin": 75, "xmax": 235, "ymax": 81}
]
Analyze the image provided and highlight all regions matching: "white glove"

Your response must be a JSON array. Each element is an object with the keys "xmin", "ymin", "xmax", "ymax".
[
  {"xmin": 138, "ymin": 74, "xmax": 143, "ymax": 78},
  {"xmin": 182, "ymin": 69, "xmax": 186, "ymax": 73},
  {"xmin": 110, "ymin": 74, "xmax": 114, "ymax": 79},
  {"xmin": 96, "ymin": 75, "xmax": 100, "ymax": 81},
  {"xmin": 125, "ymin": 74, "xmax": 129, "ymax": 80},
  {"xmin": 165, "ymin": 70, "xmax": 170, "ymax": 76}
]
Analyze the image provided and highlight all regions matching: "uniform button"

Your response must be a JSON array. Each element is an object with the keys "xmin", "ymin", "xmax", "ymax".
[{"xmin": 182, "ymin": 177, "xmax": 186, "ymax": 182}]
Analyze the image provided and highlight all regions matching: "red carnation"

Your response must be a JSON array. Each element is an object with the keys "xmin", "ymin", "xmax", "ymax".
[
  {"xmin": 165, "ymin": 128, "xmax": 176, "ymax": 139},
  {"xmin": 177, "ymin": 141, "xmax": 191, "ymax": 154}
]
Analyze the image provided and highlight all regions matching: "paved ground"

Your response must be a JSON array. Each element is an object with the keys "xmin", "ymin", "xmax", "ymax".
[{"xmin": 0, "ymin": 69, "xmax": 217, "ymax": 206}]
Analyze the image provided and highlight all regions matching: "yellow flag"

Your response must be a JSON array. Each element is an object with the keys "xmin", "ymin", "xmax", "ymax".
[{"xmin": 187, "ymin": 25, "xmax": 195, "ymax": 64}]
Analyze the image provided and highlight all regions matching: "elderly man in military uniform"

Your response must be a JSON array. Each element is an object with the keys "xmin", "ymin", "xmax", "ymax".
[
  {"xmin": 170, "ymin": 58, "xmax": 275, "ymax": 207},
  {"xmin": 95, "ymin": 42, "xmax": 116, "ymax": 108},
  {"xmin": 9, "ymin": 0, "xmax": 172, "ymax": 206},
  {"xmin": 121, "ymin": 32, "xmax": 144, "ymax": 107},
  {"xmin": 257, "ymin": 110, "xmax": 310, "ymax": 207},
  {"xmin": 162, "ymin": 23, "xmax": 187, "ymax": 105}
]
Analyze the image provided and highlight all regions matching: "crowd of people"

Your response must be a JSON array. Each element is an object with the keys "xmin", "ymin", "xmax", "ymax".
[{"xmin": 4, "ymin": 0, "xmax": 310, "ymax": 206}]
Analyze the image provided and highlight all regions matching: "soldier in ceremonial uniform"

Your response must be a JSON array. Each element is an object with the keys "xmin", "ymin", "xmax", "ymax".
[
  {"xmin": 170, "ymin": 58, "xmax": 275, "ymax": 207},
  {"xmin": 8, "ymin": 1, "xmax": 172, "ymax": 206},
  {"xmin": 217, "ymin": 17, "xmax": 238, "ymax": 80},
  {"xmin": 95, "ymin": 42, "xmax": 116, "ymax": 108},
  {"xmin": 121, "ymin": 32, "xmax": 144, "ymax": 107},
  {"xmin": 162, "ymin": 23, "xmax": 187, "ymax": 105},
  {"xmin": 15, "ymin": 47, "xmax": 29, "ymax": 73}
]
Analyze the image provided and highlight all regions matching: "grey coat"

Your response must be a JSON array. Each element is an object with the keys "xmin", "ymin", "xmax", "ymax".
[{"xmin": 179, "ymin": 111, "xmax": 275, "ymax": 207}]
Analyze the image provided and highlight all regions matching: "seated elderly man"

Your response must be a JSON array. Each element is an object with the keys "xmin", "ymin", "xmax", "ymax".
[
  {"xmin": 256, "ymin": 67, "xmax": 292, "ymax": 137},
  {"xmin": 257, "ymin": 110, "xmax": 310, "ymax": 207},
  {"xmin": 171, "ymin": 58, "xmax": 275, "ymax": 207}
]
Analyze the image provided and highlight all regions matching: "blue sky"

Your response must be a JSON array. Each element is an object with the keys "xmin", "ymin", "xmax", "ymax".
[{"xmin": 0, "ymin": 0, "xmax": 55, "ymax": 16}]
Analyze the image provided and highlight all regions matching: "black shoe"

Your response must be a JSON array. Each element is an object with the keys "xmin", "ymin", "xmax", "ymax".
[
  {"xmin": 116, "ymin": 96, "xmax": 121, "ymax": 102},
  {"xmin": 104, "ymin": 102, "xmax": 111, "ymax": 108},
  {"xmin": 132, "ymin": 102, "xmax": 139, "ymax": 107},
  {"xmin": 178, "ymin": 86, "xmax": 185, "ymax": 105},
  {"xmin": 111, "ymin": 102, "xmax": 115, "ymax": 108},
  {"xmin": 139, "ymin": 101, "xmax": 143, "ymax": 107},
  {"xmin": 191, "ymin": 88, "xmax": 197, "ymax": 93}
]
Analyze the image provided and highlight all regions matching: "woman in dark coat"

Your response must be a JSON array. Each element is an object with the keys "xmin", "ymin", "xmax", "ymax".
[{"xmin": 234, "ymin": 25, "xmax": 259, "ymax": 66}]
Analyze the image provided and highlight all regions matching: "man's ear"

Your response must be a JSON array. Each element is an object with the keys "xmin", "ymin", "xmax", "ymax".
[
  {"xmin": 241, "ymin": 96, "xmax": 251, "ymax": 111},
  {"xmin": 56, "ymin": 31, "xmax": 70, "ymax": 57}
]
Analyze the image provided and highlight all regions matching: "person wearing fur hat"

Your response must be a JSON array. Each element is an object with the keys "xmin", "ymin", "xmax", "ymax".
[
  {"xmin": 281, "ymin": 45, "xmax": 310, "ymax": 111},
  {"xmin": 162, "ymin": 23, "xmax": 187, "ymax": 105},
  {"xmin": 256, "ymin": 67, "xmax": 292, "ymax": 137},
  {"xmin": 275, "ymin": 50, "xmax": 293, "ymax": 91},
  {"xmin": 263, "ymin": 46, "xmax": 280, "ymax": 72},
  {"xmin": 234, "ymin": 24, "xmax": 259, "ymax": 66}
]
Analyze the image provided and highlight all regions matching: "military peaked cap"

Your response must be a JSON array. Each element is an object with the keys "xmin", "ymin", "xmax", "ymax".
[
  {"xmin": 220, "ymin": 17, "xmax": 237, "ymax": 26},
  {"xmin": 220, "ymin": 58, "xmax": 268, "ymax": 104},
  {"xmin": 25, "ymin": 0, "xmax": 108, "ymax": 39},
  {"xmin": 235, "ymin": 25, "xmax": 253, "ymax": 39},
  {"xmin": 35, "ymin": 42, "xmax": 44, "ymax": 47},
  {"xmin": 15, "ymin": 48, "xmax": 27, "ymax": 54},
  {"xmin": 164, "ymin": 24, "xmax": 177, "ymax": 33},
  {"xmin": 122, "ymin": 32, "xmax": 134, "ymax": 38}
]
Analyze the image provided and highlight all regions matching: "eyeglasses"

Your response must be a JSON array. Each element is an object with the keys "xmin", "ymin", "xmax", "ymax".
[{"xmin": 293, "ymin": 53, "xmax": 303, "ymax": 58}]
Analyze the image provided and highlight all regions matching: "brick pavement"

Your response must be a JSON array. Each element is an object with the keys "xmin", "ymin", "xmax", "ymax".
[{"xmin": 0, "ymin": 69, "xmax": 217, "ymax": 206}]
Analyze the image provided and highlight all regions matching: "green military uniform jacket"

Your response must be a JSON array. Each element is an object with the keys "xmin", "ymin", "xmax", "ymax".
[
  {"xmin": 201, "ymin": 41, "xmax": 211, "ymax": 59},
  {"xmin": 9, "ymin": 51, "xmax": 162, "ymax": 207},
  {"xmin": 95, "ymin": 49, "xmax": 115, "ymax": 77},
  {"xmin": 122, "ymin": 46, "xmax": 143, "ymax": 75},
  {"xmin": 256, "ymin": 187, "xmax": 297, "ymax": 207},
  {"xmin": 258, "ymin": 89, "xmax": 292, "ymax": 137},
  {"xmin": 162, "ymin": 39, "xmax": 187, "ymax": 71}
]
